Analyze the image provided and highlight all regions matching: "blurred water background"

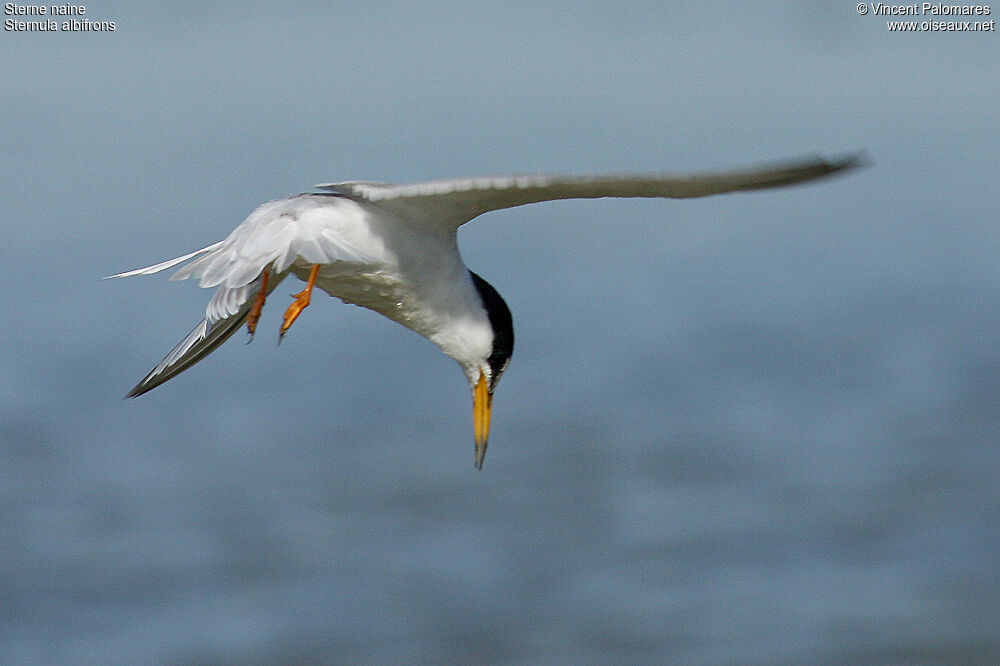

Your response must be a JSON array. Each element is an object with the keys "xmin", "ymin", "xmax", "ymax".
[{"xmin": 2, "ymin": 2, "xmax": 999, "ymax": 663}]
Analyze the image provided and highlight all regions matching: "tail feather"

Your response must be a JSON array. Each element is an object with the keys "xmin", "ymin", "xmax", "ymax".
[{"xmin": 104, "ymin": 242, "xmax": 225, "ymax": 280}]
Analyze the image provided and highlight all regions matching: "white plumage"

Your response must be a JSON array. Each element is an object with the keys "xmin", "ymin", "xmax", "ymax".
[{"xmin": 108, "ymin": 153, "xmax": 863, "ymax": 467}]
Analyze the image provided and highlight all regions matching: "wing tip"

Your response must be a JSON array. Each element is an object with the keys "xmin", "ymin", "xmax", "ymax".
[
  {"xmin": 744, "ymin": 150, "xmax": 871, "ymax": 192},
  {"xmin": 125, "ymin": 379, "xmax": 156, "ymax": 399},
  {"xmin": 828, "ymin": 150, "xmax": 872, "ymax": 173},
  {"xmin": 124, "ymin": 359, "xmax": 178, "ymax": 398}
]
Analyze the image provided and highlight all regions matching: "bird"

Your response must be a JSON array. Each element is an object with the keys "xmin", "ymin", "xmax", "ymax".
[{"xmin": 108, "ymin": 153, "xmax": 864, "ymax": 468}]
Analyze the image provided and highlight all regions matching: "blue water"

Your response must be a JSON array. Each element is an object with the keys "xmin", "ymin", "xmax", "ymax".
[{"xmin": 3, "ymin": 258, "xmax": 999, "ymax": 663}]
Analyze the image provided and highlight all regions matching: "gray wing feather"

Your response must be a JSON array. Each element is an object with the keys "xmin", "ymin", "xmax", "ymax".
[
  {"xmin": 126, "ymin": 272, "xmax": 286, "ymax": 398},
  {"xmin": 316, "ymin": 153, "xmax": 866, "ymax": 227}
]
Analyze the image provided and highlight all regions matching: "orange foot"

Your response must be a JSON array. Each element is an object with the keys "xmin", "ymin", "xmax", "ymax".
[
  {"xmin": 280, "ymin": 264, "xmax": 320, "ymax": 339},
  {"xmin": 246, "ymin": 269, "xmax": 270, "ymax": 339}
]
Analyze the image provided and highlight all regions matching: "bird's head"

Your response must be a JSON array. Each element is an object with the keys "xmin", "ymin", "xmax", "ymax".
[{"xmin": 466, "ymin": 272, "xmax": 514, "ymax": 469}]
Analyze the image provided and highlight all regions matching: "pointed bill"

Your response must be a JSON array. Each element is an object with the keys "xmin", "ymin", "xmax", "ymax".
[{"xmin": 473, "ymin": 372, "xmax": 492, "ymax": 469}]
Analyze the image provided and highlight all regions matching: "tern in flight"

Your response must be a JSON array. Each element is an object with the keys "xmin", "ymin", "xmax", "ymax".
[{"xmin": 109, "ymin": 154, "xmax": 862, "ymax": 468}]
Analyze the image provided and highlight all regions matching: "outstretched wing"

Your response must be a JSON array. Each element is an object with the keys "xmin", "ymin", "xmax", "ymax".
[
  {"xmin": 107, "ymin": 194, "xmax": 376, "ymax": 396},
  {"xmin": 317, "ymin": 153, "xmax": 866, "ymax": 227}
]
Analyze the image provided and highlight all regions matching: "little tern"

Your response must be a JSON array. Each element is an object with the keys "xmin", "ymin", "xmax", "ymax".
[{"xmin": 109, "ymin": 154, "xmax": 863, "ymax": 468}]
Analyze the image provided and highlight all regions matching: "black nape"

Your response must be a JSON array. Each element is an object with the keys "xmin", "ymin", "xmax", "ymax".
[{"xmin": 469, "ymin": 271, "xmax": 514, "ymax": 388}]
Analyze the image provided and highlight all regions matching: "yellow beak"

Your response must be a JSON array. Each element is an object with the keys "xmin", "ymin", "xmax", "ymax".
[{"xmin": 473, "ymin": 371, "xmax": 493, "ymax": 469}]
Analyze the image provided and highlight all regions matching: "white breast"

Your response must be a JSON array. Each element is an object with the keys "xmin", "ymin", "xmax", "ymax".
[{"xmin": 292, "ymin": 200, "xmax": 495, "ymax": 378}]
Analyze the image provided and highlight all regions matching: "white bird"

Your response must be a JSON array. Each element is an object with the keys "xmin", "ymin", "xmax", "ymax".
[{"xmin": 108, "ymin": 154, "xmax": 863, "ymax": 468}]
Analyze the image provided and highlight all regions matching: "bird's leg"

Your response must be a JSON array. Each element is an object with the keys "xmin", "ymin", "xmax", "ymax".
[
  {"xmin": 245, "ymin": 269, "xmax": 270, "ymax": 340},
  {"xmin": 280, "ymin": 264, "xmax": 320, "ymax": 339}
]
